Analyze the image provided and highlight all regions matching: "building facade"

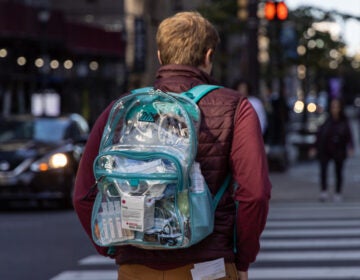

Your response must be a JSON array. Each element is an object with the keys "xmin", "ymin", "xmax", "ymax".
[
  {"xmin": 0, "ymin": 0, "xmax": 125, "ymax": 125},
  {"xmin": 0, "ymin": 0, "xmax": 247, "ymax": 125}
]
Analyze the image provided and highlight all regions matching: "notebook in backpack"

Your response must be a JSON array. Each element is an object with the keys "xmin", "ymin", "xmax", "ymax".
[{"xmin": 91, "ymin": 84, "xmax": 230, "ymax": 249}]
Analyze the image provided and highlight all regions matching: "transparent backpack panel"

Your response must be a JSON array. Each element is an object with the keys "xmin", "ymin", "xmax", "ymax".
[
  {"xmin": 92, "ymin": 176, "xmax": 192, "ymax": 248},
  {"xmin": 91, "ymin": 89, "xmax": 210, "ymax": 248},
  {"xmin": 94, "ymin": 153, "xmax": 178, "ymax": 176},
  {"xmin": 92, "ymin": 177, "xmax": 135, "ymax": 246},
  {"xmin": 100, "ymin": 90, "xmax": 200, "ymax": 166}
]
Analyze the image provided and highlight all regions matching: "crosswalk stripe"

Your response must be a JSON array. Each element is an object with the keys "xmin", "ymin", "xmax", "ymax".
[
  {"xmin": 268, "ymin": 210, "xmax": 360, "ymax": 219},
  {"xmin": 249, "ymin": 267, "xmax": 360, "ymax": 279},
  {"xmin": 250, "ymin": 202, "xmax": 360, "ymax": 279},
  {"xmin": 49, "ymin": 270, "xmax": 117, "ymax": 280},
  {"xmin": 266, "ymin": 219, "xmax": 360, "ymax": 227},
  {"xmin": 261, "ymin": 238, "xmax": 360, "ymax": 249},
  {"xmin": 262, "ymin": 227, "xmax": 360, "ymax": 237},
  {"xmin": 269, "ymin": 204, "xmax": 360, "ymax": 213},
  {"xmin": 269, "ymin": 202, "xmax": 360, "ymax": 209},
  {"xmin": 256, "ymin": 250, "xmax": 360, "ymax": 261},
  {"xmin": 51, "ymin": 202, "xmax": 360, "ymax": 280},
  {"xmin": 78, "ymin": 255, "xmax": 115, "ymax": 266}
]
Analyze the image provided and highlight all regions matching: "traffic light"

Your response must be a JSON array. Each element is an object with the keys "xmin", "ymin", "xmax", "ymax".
[{"xmin": 264, "ymin": 1, "xmax": 288, "ymax": 21}]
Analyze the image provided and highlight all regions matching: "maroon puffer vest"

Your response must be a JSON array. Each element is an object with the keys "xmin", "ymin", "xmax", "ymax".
[{"xmin": 114, "ymin": 64, "xmax": 245, "ymax": 269}]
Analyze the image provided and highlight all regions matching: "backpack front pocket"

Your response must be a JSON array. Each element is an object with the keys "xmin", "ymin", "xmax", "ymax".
[{"xmin": 91, "ymin": 172, "xmax": 190, "ymax": 248}]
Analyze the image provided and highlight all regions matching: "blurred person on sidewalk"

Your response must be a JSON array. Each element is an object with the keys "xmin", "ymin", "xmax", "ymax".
[
  {"xmin": 233, "ymin": 79, "xmax": 268, "ymax": 135},
  {"xmin": 310, "ymin": 98, "xmax": 354, "ymax": 202}
]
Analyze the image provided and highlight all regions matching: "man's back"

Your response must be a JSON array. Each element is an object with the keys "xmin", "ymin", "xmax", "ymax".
[{"xmin": 73, "ymin": 12, "xmax": 271, "ymax": 280}]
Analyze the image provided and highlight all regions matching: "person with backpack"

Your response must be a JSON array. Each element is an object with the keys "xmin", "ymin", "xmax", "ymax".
[{"xmin": 73, "ymin": 11, "xmax": 271, "ymax": 280}]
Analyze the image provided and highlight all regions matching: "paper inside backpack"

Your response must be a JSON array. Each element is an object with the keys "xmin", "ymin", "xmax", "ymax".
[
  {"xmin": 191, "ymin": 258, "xmax": 226, "ymax": 280},
  {"xmin": 121, "ymin": 193, "xmax": 155, "ymax": 231},
  {"xmin": 98, "ymin": 202, "xmax": 134, "ymax": 243},
  {"xmin": 117, "ymin": 159, "xmax": 164, "ymax": 173}
]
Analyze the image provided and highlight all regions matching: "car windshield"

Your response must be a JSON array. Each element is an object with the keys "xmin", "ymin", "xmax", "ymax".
[{"xmin": 0, "ymin": 118, "xmax": 69, "ymax": 143}]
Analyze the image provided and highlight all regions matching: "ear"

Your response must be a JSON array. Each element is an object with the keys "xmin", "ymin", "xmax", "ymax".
[
  {"xmin": 200, "ymin": 48, "xmax": 213, "ymax": 74},
  {"xmin": 157, "ymin": 50, "xmax": 163, "ymax": 65},
  {"xmin": 205, "ymin": 48, "xmax": 214, "ymax": 65}
]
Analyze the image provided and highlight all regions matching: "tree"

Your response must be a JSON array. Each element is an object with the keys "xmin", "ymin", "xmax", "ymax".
[
  {"xmin": 287, "ymin": 6, "xmax": 360, "ymax": 102},
  {"xmin": 198, "ymin": 0, "xmax": 248, "ymax": 85}
]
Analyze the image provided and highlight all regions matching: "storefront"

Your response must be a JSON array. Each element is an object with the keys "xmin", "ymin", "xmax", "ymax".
[{"xmin": 0, "ymin": 2, "xmax": 126, "ymax": 125}]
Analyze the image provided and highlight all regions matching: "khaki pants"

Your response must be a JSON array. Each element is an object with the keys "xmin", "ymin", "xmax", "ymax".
[{"xmin": 118, "ymin": 263, "xmax": 238, "ymax": 280}]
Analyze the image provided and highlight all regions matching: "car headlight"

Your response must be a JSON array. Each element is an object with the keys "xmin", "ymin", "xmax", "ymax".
[
  {"xmin": 293, "ymin": 100, "xmax": 304, "ymax": 113},
  {"xmin": 307, "ymin": 102, "xmax": 317, "ymax": 113},
  {"xmin": 31, "ymin": 153, "xmax": 69, "ymax": 172}
]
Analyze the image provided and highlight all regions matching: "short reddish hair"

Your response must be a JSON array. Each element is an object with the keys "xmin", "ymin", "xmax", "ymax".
[{"xmin": 156, "ymin": 11, "xmax": 220, "ymax": 67}]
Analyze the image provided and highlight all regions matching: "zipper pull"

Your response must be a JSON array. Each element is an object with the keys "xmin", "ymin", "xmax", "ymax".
[{"xmin": 81, "ymin": 177, "xmax": 104, "ymax": 201}]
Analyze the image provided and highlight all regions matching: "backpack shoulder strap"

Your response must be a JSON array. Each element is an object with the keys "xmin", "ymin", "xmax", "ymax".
[
  {"xmin": 131, "ymin": 85, "xmax": 222, "ymax": 102},
  {"xmin": 130, "ymin": 87, "xmax": 154, "ymax": 94},
  {"xmin": 213, "ymin": 174, "xmax": 232, "ymax": 209},
  {"xmin": 129, "ymin": 85, "xmax": 230, "ymax": 208},
  {"xmin": 182, "ymin": 84, "xmax": 223, "ymax": 103},
  {"xmin": 184, "ymin": 84, "xmax": 229, "ymax": 208}
]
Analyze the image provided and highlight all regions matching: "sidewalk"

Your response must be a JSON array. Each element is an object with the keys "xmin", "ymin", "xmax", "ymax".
[
  {"xmin": 269, "ymin": 153, "xmax": 360, "ymax": 203},
  {"xmin": 270, "ymin": 111, "xmax": 360, "ymax": 203}
]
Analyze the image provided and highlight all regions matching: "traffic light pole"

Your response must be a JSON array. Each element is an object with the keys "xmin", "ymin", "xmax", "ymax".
[
  {"xmin": 247, "ymin": 0, "xmax": 260, "ymax": 96},
  {"xmin": 264, "ymin": 0, "xmax": 289, "ymax": 164}
]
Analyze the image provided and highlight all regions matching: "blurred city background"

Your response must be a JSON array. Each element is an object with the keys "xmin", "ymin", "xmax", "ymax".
[
  {"xmin": 1, "ymin": 1, "xmax": 360, "ymax": 279},
  {"xmin": 0, "ymin": 0, "xmax": 359, "ymax": 167}
]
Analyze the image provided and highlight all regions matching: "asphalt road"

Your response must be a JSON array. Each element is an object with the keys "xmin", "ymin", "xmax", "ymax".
[
  {"xmin": 1, "ymin": 112, "xmax": 359, "ymax": 279},
  {"xmin": 0, "ymin": 205, "xmax": 97, "ymax": 280}
]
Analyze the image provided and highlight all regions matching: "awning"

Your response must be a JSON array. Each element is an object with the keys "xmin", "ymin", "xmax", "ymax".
[{"xmin": 0, "ymin": 2, "xmax": 124, "ymax": 57}]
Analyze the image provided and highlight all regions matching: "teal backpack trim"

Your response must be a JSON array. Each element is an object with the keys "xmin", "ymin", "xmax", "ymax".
[
  {"xmin": 129, "ymin": 84, "xmax": 229, "ymax": 206},
  {"xmin": 130, "ymin": 84, "xmax": 223, "ymax": 100},
  {"xmin": 213, "ymin": 174, "xmax": 231, "ymax": 209},
  {"xmin": 97, "ymin": 84, "xmax": 232, "ymax": 252},
  {"xmin": 182, "ymin": 84, "xmax": 222, "ymax": 103},
  {"xmin": 130, "ymin": 87, "xmax": 153, "ymax": 94}
]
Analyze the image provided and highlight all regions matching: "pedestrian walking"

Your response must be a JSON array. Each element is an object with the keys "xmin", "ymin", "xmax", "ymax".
[
  {"xmin": 233, "ymin": 79, "xmax": 268, "ymax": 135},
  {"xmin": 73, "ymin": 11, "xmax": 271, "ymax": 280},
  {"xmin": 313, "ymin": 97, "xmax": 354, "ymax": 202}
]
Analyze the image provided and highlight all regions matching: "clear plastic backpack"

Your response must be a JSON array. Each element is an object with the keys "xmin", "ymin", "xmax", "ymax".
[{"xmin": 91, "ymin": 85, "xmax": 230, "ymax": 249}]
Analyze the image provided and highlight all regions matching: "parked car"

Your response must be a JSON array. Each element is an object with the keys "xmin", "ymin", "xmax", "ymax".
[{"xmin": 0, "ymin": 114, "xmax": 89, "ymax": 208}]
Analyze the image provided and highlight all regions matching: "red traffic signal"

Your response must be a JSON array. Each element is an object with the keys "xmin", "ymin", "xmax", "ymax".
[
  {"xmin": 264, "ymin": 1, "xmax": 288, "ymax": 21},
  {"xmin": 264, "ymin": 1, "xmax": 276, "ymax": 20},
  {"xmin": 277, "ymin": 2, "xmax": 288, "ymax": 20}
]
